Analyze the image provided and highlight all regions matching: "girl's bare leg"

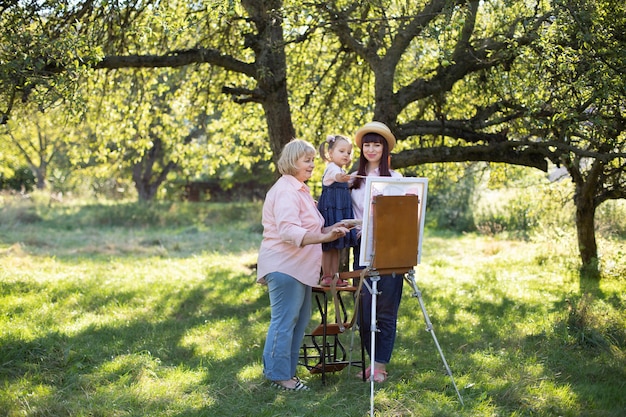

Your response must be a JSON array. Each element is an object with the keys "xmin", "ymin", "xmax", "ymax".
[
  {"xmin": 321, "ymin": 250, "xmax": 335, "ymax": 278},
  {"xmin": 321, "ymin": 249, "xmax": 348, "ymax": 286},
  {"xmin": 328, "ymin": 249, "xmax": 339, "ymax": 277}
]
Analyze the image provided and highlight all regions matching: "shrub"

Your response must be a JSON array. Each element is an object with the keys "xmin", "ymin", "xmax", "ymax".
[
  {"xmin": 474, "ymin": 174, "xmax": 575, "ymax": 237},
  {"xmin": 420, "ymin": 164, "xmax": 478, "ymax": 232},
  {"xmin": 596, "ymin": 199, "xmax": 626, "ymax": 238},
  {"xmin": 0, "ymin": 198, "xmax": 43, "ymax": 225},
  {"xmin": 565, "ymin": 293, "xmax": 626, "ymax": 351},
  {"xmin": 0, "ymin": 166, "xmax": 36, "ymax": 192}
]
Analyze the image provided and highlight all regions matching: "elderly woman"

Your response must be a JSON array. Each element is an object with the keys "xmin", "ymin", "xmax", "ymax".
[{"xmin": 257, "ymin": 138, "xmax": 351, "ymax": 391}]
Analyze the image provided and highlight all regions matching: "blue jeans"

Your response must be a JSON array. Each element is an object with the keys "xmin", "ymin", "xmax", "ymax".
[
  {"xmin": 353, "ymin": 242, "xmax": 403, "ymax": 364},
  {"xmin": 262, "ymin": 272, "xmax": 312, "ymax": 381}
]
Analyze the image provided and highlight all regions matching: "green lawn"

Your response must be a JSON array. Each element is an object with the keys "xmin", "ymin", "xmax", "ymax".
[{"xmin": 1, "ymin": 200, "xmax": 624, "ymax": 416}]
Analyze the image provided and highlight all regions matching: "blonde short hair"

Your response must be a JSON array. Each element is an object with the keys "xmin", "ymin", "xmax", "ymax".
[{"xmin": 277, "ymin": 139, "xmax": 316, "ymax": 176}]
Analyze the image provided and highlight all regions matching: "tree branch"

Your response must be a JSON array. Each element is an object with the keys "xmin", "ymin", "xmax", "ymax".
[
  {"xmin": 392, "ymin": 142, "xmax": 549, "ymax": 171},
  {"xmin": 96, "ymin": 48, "xmax": 256, "ymax": 78},
  {"xmin": 222, "ymin": 86, "xmax": 266, "ymax": 103}
]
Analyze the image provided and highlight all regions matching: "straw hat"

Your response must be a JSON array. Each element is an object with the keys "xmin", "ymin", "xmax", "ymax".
[{"xmin": 354, "ymin": 121, "xmax": 396, "ymax": 151}]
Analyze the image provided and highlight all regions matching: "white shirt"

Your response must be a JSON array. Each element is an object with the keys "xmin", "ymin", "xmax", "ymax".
[
  {"xmin": 322, "ymin": 162, "xmax": 344, "ymax": 186},
  {"xmin": 351, "ymin": 168, "xmax": 402, "ymax": 223}
]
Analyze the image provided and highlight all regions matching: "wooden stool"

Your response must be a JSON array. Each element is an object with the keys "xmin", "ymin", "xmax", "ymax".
[{"xmin": 299, "ymin": 283, "xmax": 365, "ymax": 384}]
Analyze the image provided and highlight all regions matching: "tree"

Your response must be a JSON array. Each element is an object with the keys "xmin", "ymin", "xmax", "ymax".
[
  {"xmin": 524, "ymin": 0, "xmax": 626, "ymax": 276},
  {"xmin": 81, "ymin": 68, "xmax": 214, "ymax": 201},
  {"xmin": 5, "ymin": 1, "xmax": 548, "ymax": 167},
  {"xmin": 1, "ymin": 104, "xmax": 75, "ymax": 190},
  {"xmin": 90, "ymin": 0, "xmax": 297, "ymax": 162},
  {"xmin": 315, "ymin": 0, "xmax": 625, "ymax": 276},
  {"xmin": 1, "ymin": 0, "xmax": 624, "ymax": 275},
  {"xmin": 0, "ymin": 1, "xmax": 100, "ymax": 124}
]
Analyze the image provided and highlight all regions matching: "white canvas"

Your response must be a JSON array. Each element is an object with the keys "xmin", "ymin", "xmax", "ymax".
[{"xmin": 359, "ymin": 176, "xmax": 428, "ymax": 266}]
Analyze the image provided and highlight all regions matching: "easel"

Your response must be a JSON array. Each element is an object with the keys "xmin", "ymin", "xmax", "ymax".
[{"xmin": 355, "ymin": 194, "xmax": 464, "ymax": 416}]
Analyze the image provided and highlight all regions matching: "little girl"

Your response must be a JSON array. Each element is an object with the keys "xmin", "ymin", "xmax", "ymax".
[{"xmin": 317, "ymin": 135, "xmax": 358, "ymax": 287}]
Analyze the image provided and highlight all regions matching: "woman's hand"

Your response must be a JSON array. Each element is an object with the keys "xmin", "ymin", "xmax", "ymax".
[
  {"xmin": 301, "ymin": 225, "xmax": 350, "ymax": 246},
  {"xmin": 327, "ymin": 225, "xmax": 349, "ymax": 241},
  {"xmin": 338, "ymin": 219, "xmax": 362, "ymax": 229}
]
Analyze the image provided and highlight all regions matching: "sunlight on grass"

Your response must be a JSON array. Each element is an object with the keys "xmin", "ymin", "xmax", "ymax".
[
  {"xmin": 237, "ymin": 362, "xmax": 264, "ymax": 381},
  {"xmin": 181, "ymin": 319, "xmax": 243, "ymax": 360},
  {"xmin": 525, "ymin": 380, "xmax": 579, "ymax": 415},
  {"xmin": 7, "ymin": 383, "xmax": 59, "ymax": 416},
  {"xmin": 78, "ymin": 353, "xmax": 217, "ymax": 414}
]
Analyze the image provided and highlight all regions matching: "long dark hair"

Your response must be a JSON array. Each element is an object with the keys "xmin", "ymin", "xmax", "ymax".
[{"xmin": 351, "ymin": 133, "xmax": 392, "ymax": 190}]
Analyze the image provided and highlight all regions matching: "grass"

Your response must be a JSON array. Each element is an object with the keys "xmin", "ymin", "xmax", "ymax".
[{"xmin": 0, "ymin": 197, "xmax": 624, "ymax": 416}]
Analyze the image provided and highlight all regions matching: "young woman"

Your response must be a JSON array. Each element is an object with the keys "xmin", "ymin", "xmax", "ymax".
[
  {"xmin": 317, "ymin": 134, "xmax": 358, "ymax": 287},
  {"xmin": 350, "ymin": 121, "xmax": 403, "ymax": 383},
  {"xmin": 256, "ymin": 139, "xmax": 351, "ymax": 391}
]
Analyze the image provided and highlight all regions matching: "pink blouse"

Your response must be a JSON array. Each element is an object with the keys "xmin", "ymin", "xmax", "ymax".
[{"xmin": 257, "ymin": 175, "xmax": 325, "ymax": 286}]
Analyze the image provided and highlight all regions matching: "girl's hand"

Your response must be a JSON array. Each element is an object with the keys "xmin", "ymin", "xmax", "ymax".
[{"xmin": 335, "ymin": 173, "xmax": 352, "ymax": 183}]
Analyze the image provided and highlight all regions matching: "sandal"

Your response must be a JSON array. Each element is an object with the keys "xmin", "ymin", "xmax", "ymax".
[
  {"xmin": 356, "ymin": 366, "xmax": 370, "ymax": 379},
  {"xmin": 356, "ymin": 366, "xmax": 388, "ymax": 382},
  {"xmin": 371, "ymin": 369, "xmax": 388, "ymax": 383},
  {"xmin": 270, "ymin": 379, "xmax": 310, "ymax": 391}
]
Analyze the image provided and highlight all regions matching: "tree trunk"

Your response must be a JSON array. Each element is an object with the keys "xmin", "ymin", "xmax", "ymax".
[
  {"xmin": 261, "ymin": 92, "xmax": 296, "ymax": 164},
  {"xmin": 131, "ymin": 137, "xmax": 176, "ymax": 201},
  {"xmin": 132, "ymin": 163, "xmax": 159, "ymax": 201},
  {"xmin": 241, "ymin": 0, "xmax": 296, "ymax": 164},
  {"xmin": 573, "ymin": 181, "xmax": 599, "ymax": 278},
  {"xmin": 35, "ymin": 160, "xmax": 47, "ymax": 190}
]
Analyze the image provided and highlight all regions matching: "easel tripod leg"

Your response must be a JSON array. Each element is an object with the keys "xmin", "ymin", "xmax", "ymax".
[
  {"xmin": 405, "ymin": 271, "xmax": 464, "ymax": 406},
  {"xmin": 369, "ymin": 275, "xmax": 380, "ymax": 417}
]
